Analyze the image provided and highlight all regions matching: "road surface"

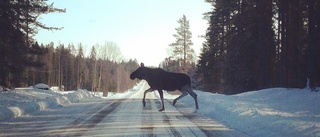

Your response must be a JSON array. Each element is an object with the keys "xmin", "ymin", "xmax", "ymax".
[{"xmin": 0, "ymin": 81, "xmax": 248, "ymax": 137}]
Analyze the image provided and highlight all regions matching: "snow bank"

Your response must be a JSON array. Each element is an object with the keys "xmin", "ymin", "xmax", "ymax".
[
  {"xmin": 178, "ymin": 88, "xmax": 320, "ymax": 137},
  {"xmin": 0, "ymin": 88, "xmax": 96, "ymax": 121},
  {"xmin": 34, "ymin": 83, "xmax": 50, "ymax": 90}
]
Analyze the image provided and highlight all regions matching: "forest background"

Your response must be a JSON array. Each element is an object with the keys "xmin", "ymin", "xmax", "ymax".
[
  {"xmin": 1, "ymin": 0, "xmax": 319, "ymax": 95},
  {"xmin": 196, "ymin": 0, "xmax": 320, "ymax": 94}
]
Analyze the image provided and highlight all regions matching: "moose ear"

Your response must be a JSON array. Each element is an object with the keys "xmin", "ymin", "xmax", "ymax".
[{"xmin": 140, "ymin": 63, "xmax": 145, "ymax": 67}]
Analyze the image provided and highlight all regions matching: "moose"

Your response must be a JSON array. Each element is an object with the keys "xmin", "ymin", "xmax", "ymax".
[{"xmin": 130, "ymin": 63, "xmax": 199, "ymax": 111}]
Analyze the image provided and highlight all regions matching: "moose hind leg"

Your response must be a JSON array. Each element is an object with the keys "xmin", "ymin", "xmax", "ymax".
[
  {"xmin": 185, "ymin": 86, "xmax": 199, "ymax": 109},
  {"xmin": 182, "ymin": 85, "xmax": 199, "ymax": 109},
  {"xmin": 173, "ymin": 91, "xmax": 188, "ymax": 106}
]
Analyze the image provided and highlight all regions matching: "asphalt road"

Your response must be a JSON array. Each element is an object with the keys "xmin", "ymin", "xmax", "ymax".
[{"xmin": 0, "ymin": 82, "xmax": 248, "ymax": 137}]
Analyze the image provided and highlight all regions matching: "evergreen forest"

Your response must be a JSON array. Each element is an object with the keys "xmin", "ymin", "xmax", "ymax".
[{"xmin": 197, "ymin": 0, "xmax": 320, "ymax": 94}]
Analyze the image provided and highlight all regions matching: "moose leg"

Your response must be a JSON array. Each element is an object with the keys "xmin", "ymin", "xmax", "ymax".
[
  {"xmin": 184, "ymin": 86, "xmax": 199, "ymax": 109},
  {"xmin": 181, "ymin": 85, "xmax": 199, "ymax": 109},
  {"xmin": 173, "ymin": 91, "xmax": 188, "ymax": 106},
  {"xmin": 158, "ymin": 90, "xmax": 165, "ymax": 111},
  {"xmin": 142, "ymin": 88, "xmax": 153, "ymax": 107}
]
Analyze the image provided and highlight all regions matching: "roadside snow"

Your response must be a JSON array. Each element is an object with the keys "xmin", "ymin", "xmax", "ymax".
[
  {"xmin": 34, "ymin": 83, "xmax": 50, "ymax": 90},
  {"xmin": 0, "ymin": 88, "xmax": 96, "ymax": 121},
  {"xmin": 0, "ymin": 82, "xmax": 143, "ymax": 122},
  {"xmin": 177, "ymin": 88, "xmax": 320, "ymax": 137}
]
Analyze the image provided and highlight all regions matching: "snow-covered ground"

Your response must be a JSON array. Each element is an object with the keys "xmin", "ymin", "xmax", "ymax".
[
  {"xmin": 0, "ymin": 88, "xmax": 98, "ymax": 121},
  {"xmin": 176, "ymin": 88, "xmax": 320, "ymax": 137},
  {"xmin": 0, "ymin": 82, "xmax": 319, "ymax": 137},
  {"xmin": 0, "ymin": 82, "xmax": 144, "ymax": 122}
]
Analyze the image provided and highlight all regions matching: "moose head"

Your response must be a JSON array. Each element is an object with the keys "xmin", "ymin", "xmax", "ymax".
[{"xmin": 130, "ymin": 63, "xmax": 146, "ymax": 80}]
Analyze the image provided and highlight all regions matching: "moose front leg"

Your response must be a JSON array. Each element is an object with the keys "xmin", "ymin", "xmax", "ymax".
[
  {"xmin": 158, "ymin": 90, "xmax": 165, "ymax": 111},
  {"xmin": 142, "ymin": 88, "xmax": 153, "ymax": 107}
]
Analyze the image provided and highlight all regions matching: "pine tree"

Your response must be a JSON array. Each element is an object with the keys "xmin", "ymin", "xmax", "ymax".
[
  {"xmin": 89, "ymin": 46, "xmax": 97, "ymax": 92},
  {"xmin": 0, "ymin": 0, "xmax": 65, "ymax": 87},
  {"xmin": 15, "ymin": 0, "xmax": 66, "ymax": 43},
  {"xmin": 169, "ymin": 15, "xmax": 195, "ymax": 72},
  {"xmin": 44, "ymin": 43, "xmax": 55, "ymax": 86},
  {"xmin": 76, "ymin": 44, "xmax": 85, "ymax": 89},
  {"xmin": 197, "ymin": 0, "xmax": 235, "ymax": 93},
  {"xmin": 198, "ymin": 0, "xmax": 276, "ymax": 94}
]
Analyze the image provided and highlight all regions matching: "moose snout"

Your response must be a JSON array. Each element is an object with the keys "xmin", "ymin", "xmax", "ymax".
[{"xmin": 130, "ymin": 74, "xmax": 135, "ymax": 80}]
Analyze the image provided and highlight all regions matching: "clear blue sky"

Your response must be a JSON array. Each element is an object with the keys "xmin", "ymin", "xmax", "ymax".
[{"xmin": 35, "ymin": 0, "xmax": 212, "ymax": 66}]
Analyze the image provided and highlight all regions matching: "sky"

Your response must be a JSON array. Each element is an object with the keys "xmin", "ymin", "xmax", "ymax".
[{"xmin": 34, "ymin": 0, "xmax": 212, "ymax": 66}]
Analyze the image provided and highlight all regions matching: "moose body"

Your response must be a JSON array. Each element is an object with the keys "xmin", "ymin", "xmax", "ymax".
[{"xmin": 130, "ymin": 63, "xmax": 199, "ymax": 111}]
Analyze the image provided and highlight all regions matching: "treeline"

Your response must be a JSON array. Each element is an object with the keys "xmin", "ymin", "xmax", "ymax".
[
  {"xmin": 197, "ymin": 0, "xmax": 320, "ymax": 94},
  {"xmin": 0, "ymin": 1, "xmax": 138, "ymax": 95},
  {"xmin": 0, "ymin": 0, "xmax": 65, "ymax": 88},
  {"xmin": 29, "ymin": 42, "xmax": 139, "ymax": 96}
]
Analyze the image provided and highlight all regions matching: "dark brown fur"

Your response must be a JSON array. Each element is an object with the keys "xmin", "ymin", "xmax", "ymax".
[{"xmin": 130, "ymin": 63, "xmax": 199, "ymax": 111}]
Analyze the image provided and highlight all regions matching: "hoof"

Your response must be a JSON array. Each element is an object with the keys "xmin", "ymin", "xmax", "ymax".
[
  {"xmin": 159, "ymin": 108, "xmax": 165, "ymax": 111},
  {"xmin": 142, "ymin": 101, "xmax": 146, "ymax": 107},
  {"xmin": 173, "ymin": 100, "xmax": 177, "ymax": 106}
]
